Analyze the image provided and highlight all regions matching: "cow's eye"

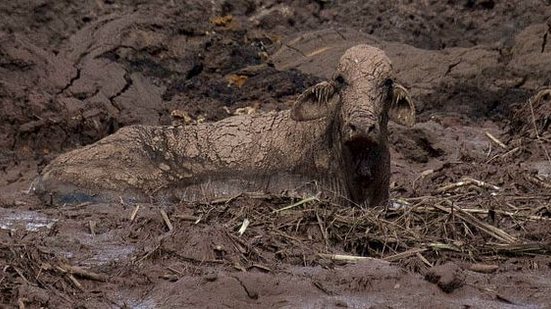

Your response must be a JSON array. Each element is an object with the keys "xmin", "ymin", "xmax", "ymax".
[
  {"xmin": 384, "ymin": 78, "xmax": 394, "ymax": 88},
  {"xmin": 335, "ymin": 75, "xmax": 346, "ymax": 85}
]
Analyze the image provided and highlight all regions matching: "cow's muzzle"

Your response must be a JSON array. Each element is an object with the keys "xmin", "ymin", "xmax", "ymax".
[{"xmin": 344, "ymin": 135, "xmax": 379, "ymax": 180}]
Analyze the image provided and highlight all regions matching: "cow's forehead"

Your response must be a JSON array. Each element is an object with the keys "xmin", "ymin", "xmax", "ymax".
[{"xmin": 337, "ymin": 45, "xmax": 392, "ymax": 79}]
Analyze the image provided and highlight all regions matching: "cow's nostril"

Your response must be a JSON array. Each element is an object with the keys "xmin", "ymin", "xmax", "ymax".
[
  {"xmin": 367, "ymin": 125, "xmax": 376, "ymax": 133},
  {"xmin": 349, "ymin": 124, "xmax": 357, "ymax": 132}
]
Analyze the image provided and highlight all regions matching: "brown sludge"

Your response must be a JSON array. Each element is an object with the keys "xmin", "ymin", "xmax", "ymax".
[{"xmin": 1, "ymin": 1, "xmax": 550, "ymax": 308}]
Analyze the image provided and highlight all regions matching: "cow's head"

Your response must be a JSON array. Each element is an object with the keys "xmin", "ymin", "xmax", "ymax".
[
  {"xmin": 291, "ymin": 45, "xmax": 415, "ymax": 204},
  {"xmin": 291, "ymin": 44, "xmax": 415, "ymax": 138}
]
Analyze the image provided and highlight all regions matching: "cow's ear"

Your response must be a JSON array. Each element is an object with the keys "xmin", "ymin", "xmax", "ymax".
[
  {"xmin": 291, "ymin": 81, "xmax": 338, "ymax": 121},
  {"xmin": 388, "ymin": 83, "xmax": 415, "ymax": 127}
]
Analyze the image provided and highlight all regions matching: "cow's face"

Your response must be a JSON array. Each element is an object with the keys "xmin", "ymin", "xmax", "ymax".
[
  {"xmin": 291, "ymin": 45, "xmax": 415, "ymax": 142},
  {"xmin": 291, "ymin": 45, "xmax": 415, "ymax": 202}
]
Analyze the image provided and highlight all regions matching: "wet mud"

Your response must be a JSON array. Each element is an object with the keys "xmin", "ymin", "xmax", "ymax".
[{"xmin": 1, "ymin": 0, "xmax": 550, "ymax": 308}]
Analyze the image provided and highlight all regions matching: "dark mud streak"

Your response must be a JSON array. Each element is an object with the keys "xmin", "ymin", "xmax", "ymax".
[
  {"xmin": 232, "ymin": 276, "xmax": 259, "ymax": 300},
  {"xmin": 56, "ymin": 68, "xmax": 81, "ymax": 95},
  {"xmin": 283, "ymin": 44, "xmax": 307, "ymax": 58},
  {"xmin": 312, "ymin": 280, "xmax": 335, "ymax": 296},
  {"xmin": 444, "ymin": 60, "xmax": 461, "ymax": 76},
  {"xmin": 95, "ymin": 45, "xmax": 138, "ymax": 61},
  {"xmin": 542, "ymin": 25, "xmax": 550, "ymax": 53},
  {"xmin": 108, "ymin": 72, "xmax": 133, "ymax": 111}
]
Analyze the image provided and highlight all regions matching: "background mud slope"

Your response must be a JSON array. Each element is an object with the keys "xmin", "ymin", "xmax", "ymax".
[{"xmin": 1, "ymin": 0, "xmax": 550, "ymax": 308}]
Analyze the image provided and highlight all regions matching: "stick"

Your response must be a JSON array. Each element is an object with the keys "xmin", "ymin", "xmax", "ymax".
[
  {"xmin": 160, "ymin": 209, "xmax": 173, "ymax": 232},
  {"xmin": 173, "ymin": 214, "xmax": 201, "ymax": 222},
  {"xmin": 17, "ymin": 298, "xmax": 26, "ymax": 309},
  {"xmin": 316, "ymin": 212, "xmax": 329, "ymax": 247},
  {"xmin": 60, "ymin": 264, "xmax": 109, "ymax": 282},
  {"xmin": 88, "ymin": 221, "xmax": 96, "ymax": 235},
  {"xmin": 67, "ymin": 274, "xmax": 83, "ymax": 290},
  {"xmin": 412, "ymin": 206, "xmax": 551, "ymax": 221},
  {"xmin": 273, "ymin": 194, "xmax": 320, "ymax": 213},
  {"xmin": 383, "ymin": 248, "xmax": 427, "ymax": 262},
  {"xmin": 468, "ymin": 263, "xmax": 498, "ymax": 273},
  {"xmin": 463, "ymin": 177, "xmax": 501, "ymax": 191},
  {"xmin": 13, "ymin": 267, "xmax": 29, "ymax": 284},
  {"xmin": 317, "ymin": 253, "xmax": 389, "ymax": 263},
  {"xmin": 251, "ymin": 263, "xmax": 272, "ymax": 272},
  {"xmin": 167, "ymin": 266, "xmax": 184, "ymax": 275},
  {"xmin": 130, "ymin": 205, "xmax": 140, "ymax": 222},
  {"xmin": 237, "ymin": 218, "xmax": 250, "ymax": 236},
  {"xmin": 525, "ymin": 174, "xmax": 551, "ymax": 190},
  {"xmin": 485, "ymin": 132, "xmax": 508, "ymax": 149},
  {"xmin": 528, "ymin": 88, "xmax": 551, "ymax": 163},
  {"xmin": 433, "ymin": 204, "xmax": 516, "ymax": 244},
  {"xmin": 416, "ymin": 252, "xmax": 433, "ymax": 267},
  {"xmin": 436, "ymin": 177, "xmax": 501, "ymax": 193},
  {"xmin": 428, "ymin": 242, "xmax": 462, "ymax": 252}
]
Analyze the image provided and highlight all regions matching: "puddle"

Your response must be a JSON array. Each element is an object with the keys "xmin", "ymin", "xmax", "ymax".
[
  {"xmin": 117, "ymin": 296, "xmax": 157, "ymax": 309},
  {"xmin": 71, "ymin": 232, "xmax": 136, "ymax": 267},
  {"xmin": 0, "ymin": 208, "xmax": 57, "ymax": 232}
]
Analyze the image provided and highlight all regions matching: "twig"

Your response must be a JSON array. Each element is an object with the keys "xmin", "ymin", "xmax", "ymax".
[
  {"xmin": 525, "ymin": 174, "xmax": 551, "ymax": 189},
  {"xmin": 488, "ymin": 242, "xmax": 551, "ymax": 254},
  {"xmin": 207, "ymin": 194, "xmax": 242, "ymax": 205},
  {"xmin": 88, "ymin": 221, "xmax": 96, "ymax": 235},
  {"xmin": 12, "ymin": 266, "xmax": 29, "ymax": 284},
  {"xmin": 383, "ymin": 248, "xmax": 427, "ymax": 262},
  {"xmin": 17, "ymin": 298, "xmax": 26, "ymax": 309},
  {"xmin": 160, "ymin": 209, "xmax": 173, "ymax": 232},
  {"xmin": 317, "ymin": 253, "xmax": 389, "ymax": 264},
  {"xmin": 251, "ymin": 264, "xmax": 272, "ymax": 272},
  {"xmin": 416, "ymin": 252, "xmax": 433, "ymax": 267},
  {"xmin": 486, "ymin": 147, "xmax": 521, "ymax": 163},
  {"xmin": 130, "ymin": 205, "xmax": 140, "ymax": 222},
  {"xmin": 173, "ymin": 214, "xmax": 201, "ymax": 222},
  {"xmin": 528, "ymin": 88, "xmax": 551, "ymax": 164},
  {"xmin": 433, "ymin": 204, "xmax": 516, "ymax": 244},
  {"xmin": 237, "ymin": 218, "xmax": 250, "ymax": 236},
  {"xmin": 412, "ymin": 206, "xmax": 551, "ymax": 221},
  {"xmin": 67, "ymin": 274, "xmax": 83, "ymax": 290},
  {"xmin": 436, "ymin": 177, "xmax": 501, "ymax": 193},
  {"xmin": 60, "ymin": 264, "xmax": 108, "ymax": 282},
  {"xmin": 428, "ymin": 242, "xmax": 462, "ymax": 252},
  {"xmin": 485, "ymin": 132, "xmax": 508, "ymax": 149},
  {"xmin": 436, "ymin": 180, "xmax": 473, "ymax": 193},
  {"xmin": 463, "ymin": 177, "xmax": 501, "ymax": 191},
  {"xmin": 468, "ymin": 263, "xmax": 498, "ymax": 273},
  {"xmin": 136, "ymin": 243, "xmax": 162, "ymax": 263},
  {"xmin": 316, "ymin": 212, "xmax": 330, "ymax": 247},
  {"xmin": 273, "ymin": 194, "xmax": 320, "ymax": 213}
]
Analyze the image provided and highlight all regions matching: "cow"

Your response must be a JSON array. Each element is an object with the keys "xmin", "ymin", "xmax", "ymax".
[{"xmin": 34, "ymin": 45, "xmax": 415, "ymax": 206}]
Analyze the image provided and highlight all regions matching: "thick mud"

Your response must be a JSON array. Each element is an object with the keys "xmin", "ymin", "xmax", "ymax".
[{"xmin": 1, "ymin": 1, "xmax": 550, "ymax": 308}]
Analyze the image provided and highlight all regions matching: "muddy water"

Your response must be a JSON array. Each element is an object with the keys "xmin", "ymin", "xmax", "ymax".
[{"xmin": 0, "ymin": 208, "xmax": 56, "ymax": 232}]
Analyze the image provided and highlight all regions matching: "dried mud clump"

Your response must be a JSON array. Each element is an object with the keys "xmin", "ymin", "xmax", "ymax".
[
  {"xmin": 424, "ymin": 262, "xmax": 465, "ymax": 293},
  {"xmin": 511, "ymin": 87, "xmax": 551, "ymax": 138}
]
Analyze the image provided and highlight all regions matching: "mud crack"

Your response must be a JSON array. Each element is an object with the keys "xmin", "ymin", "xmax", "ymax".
[
  {"xmin": 56, "ymin": 68, "xmax": 81, "ymax": 95},
  {"xmin": 444, "ymin": 60, "xmax": 461, "ymax": 76},
  {"xmin": 542, "ymin": 23, "xmax": 550, "ymax": 53},
  {"xmin": 232, "ymin": 276, "xmax": 259, "ymax": 300},
  {"xmin": 108, "ymin": 72, "xmax": 133, "ymax": 110}
]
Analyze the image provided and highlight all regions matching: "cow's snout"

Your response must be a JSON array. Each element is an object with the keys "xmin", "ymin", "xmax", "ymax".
[{"xmin": 346, "ymin": 121, "xmax": 379, "ymax": 141}]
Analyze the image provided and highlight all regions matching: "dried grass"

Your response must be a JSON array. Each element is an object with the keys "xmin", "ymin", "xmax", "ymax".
[{"xmin": 193, "ymin": 179, "xmax": 551, "ymax": 265}]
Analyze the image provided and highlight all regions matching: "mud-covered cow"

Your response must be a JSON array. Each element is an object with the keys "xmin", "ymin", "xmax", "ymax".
[{"xmin": 35, "ymin": 45, "xmax": 415, "ymax": 206}]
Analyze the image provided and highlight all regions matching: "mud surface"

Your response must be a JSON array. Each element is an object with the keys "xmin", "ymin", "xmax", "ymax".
[{"xmin": 1, "ymin": 1, "xmax": 551, "ymax": 308}]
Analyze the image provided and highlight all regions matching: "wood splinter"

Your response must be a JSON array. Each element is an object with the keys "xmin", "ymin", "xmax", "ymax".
[{"xmin": 160, "ymin": 209, "xmax": 174, "ymax": 232}]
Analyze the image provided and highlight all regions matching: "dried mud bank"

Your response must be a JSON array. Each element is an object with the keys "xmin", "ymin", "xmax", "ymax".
[{"xmin": 1, "ymin": 0, "xmax": 550, "ymax": 308}]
